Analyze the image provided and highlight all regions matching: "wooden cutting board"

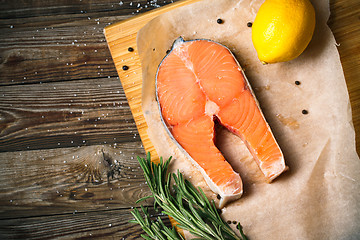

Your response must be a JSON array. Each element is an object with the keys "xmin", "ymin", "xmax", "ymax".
[
  {"xmin": 104, "ymin": 0, "xmax": 203, "ymax": 162},
  {"xmin": 104, "ymin": 0, "xmax": 360, "ymax": 160}
]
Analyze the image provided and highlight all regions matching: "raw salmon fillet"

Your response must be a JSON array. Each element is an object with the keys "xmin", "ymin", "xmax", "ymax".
[{"xmin": 156, "ymin": 37, "xmax": 287, "ymax": 207}]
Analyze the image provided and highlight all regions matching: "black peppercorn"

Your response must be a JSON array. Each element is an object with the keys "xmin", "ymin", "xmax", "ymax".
[
  {"xmin": 247, "ymin": 22, "xmax": 253, "ymax": 27},
  {"xmin": 166, "ymin": 49, "xmax": 170, "ymax": 54},
  {"xmin": 122, "ymin": 65, "xmax": 129, "ymax": 70},
  {"xmin": 217, "ymin": 18, "xmax": 223, "ymax": 24},
  {"xmin": 302, "ymin": 109, "xmax": 308, "ymax": 114},
  {"xmin": 295, "ymin": 80, "xmax": 301, "ymax": 85},
  {"xmin": 227, "ymin": 220, "xmax": 232, "ymax": 224},
  {"xmin": 217, "ymin": 194, "xmax": 221, "ymax": 199},
  {"xmin": 128, "ymin": 47, "xmax": 134, "ymax": 52}
]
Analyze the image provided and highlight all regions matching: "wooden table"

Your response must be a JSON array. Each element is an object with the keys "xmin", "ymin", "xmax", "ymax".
[{"xmin": 0, "ymin": 0, "xmax": 359, "ymax": 239}]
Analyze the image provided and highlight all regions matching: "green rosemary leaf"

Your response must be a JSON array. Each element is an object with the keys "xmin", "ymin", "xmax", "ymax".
[
  {"xmin": 236, "ymin": 223, "xmax": 248, "ymax": 240},
  {"xmin": 184, "ymin": 179, "xmax": 205, "ymax": 206},
  {"xmin": 131, "ymin": 153, "xmax": 248, "ymax": 240},
  {"xmin": 140, "ymin": 234, "xmax": 153, "ymax": 240},
  {"xmin": 131, "ymin": 206, "xmax": 182, "ymax": 240},
  {"xmin": 130, "ymin": 208, "xmax": 153, "ymax": 237},
  {"xmin": 158, "ymin": 217, "xmax": 184, "ymax": 240},
  {"xmin": 136, "ymin": 195, "xmax": 153, "ymax": 204}
]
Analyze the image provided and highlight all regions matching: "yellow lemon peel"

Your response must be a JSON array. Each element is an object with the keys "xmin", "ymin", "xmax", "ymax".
[{"xmin": 252, "ymin": 0, "xmax": 316, "ymax": 64}]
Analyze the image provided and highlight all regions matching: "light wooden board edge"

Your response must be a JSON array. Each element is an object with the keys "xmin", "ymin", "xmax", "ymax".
[{"xmin": 104, "ymin": 0, "xmax": 202, "ymax": 163}]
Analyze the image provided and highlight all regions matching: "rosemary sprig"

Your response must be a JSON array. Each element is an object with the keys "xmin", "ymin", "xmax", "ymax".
[{"xmin": 130, "ymin": 153, "xmax": 248, "ymax": 240}]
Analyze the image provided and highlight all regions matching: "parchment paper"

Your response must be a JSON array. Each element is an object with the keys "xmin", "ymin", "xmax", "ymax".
[{"xmin": 137, "ymin": 0, "xmax": 360, "ymax": 239}]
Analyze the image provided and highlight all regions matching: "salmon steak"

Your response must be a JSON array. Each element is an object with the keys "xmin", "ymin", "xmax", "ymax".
[{"xmin": 156, "ymin": 37, "xmax": 287, "ymax": 207}]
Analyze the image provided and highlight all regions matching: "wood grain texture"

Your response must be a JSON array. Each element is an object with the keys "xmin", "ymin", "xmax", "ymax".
[
  {"xmin": 0, "ymin": 0, "xmax": 174, "ymax": 86},
  {"xmin": 328, "ymin": 0, "xmax": 360, "ymax": 152},
  {"xmin": 0, "ymin": 0, "xmax": 168, "ymax": 19},
  {"xmin": 0, "ymin": 77, "xmax": 140, "ymax": 152},
  {"xmin": 0, "ymin": 1, "xmax": 181, "ymax": 238},
  {"xmin": 0, "ymin": 142, "xmax": 151, "ymax": 219},
  {"xmin": 104, "ymin": 0, "xmax": 203, "ymax": 162},
  {"xmin": 0, "ymin": 207, "xmax": 169, "ymax": 239},
  {"xmin": 0, "ymin": 0, "xmax": 359, "ymax": 239},
  {"xmin": 0, "ymin": 13, "xmax": 117, "ymax": 86}
]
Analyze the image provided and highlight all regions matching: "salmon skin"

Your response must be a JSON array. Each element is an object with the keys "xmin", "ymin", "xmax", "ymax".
[{"xmin": 156, "ymin": 37, "xmax": 287, "ymax": 207}]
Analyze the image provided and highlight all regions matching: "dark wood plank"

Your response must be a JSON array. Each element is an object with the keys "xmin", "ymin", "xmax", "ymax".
[
  {"xmin": 0, "ymin": 142, "xmax": 153, "ymax": 219},
  {"xmin": 328, "ymin": 0, "xmax": 360, "ymax": 153},
  {"xmin": 0, "ymin": 77, "xmax": 140, "ymax": 152},
  {"xmin": 0, "ymin": 0, "xmax": 169, "ymax": 19},
  {"xmin": 0, "ymin": 1, "xmax": 358, "ymax": 240},
  {"xmin": 0, "ymin": 207, "xmax": 169, "ymax": 240},
  {"xmin": 0, "ymin": 0, "xmax": 178, "ymax": 86},
  {"xmin": 0, "ymin": 14, "xmax": 118, "ymax": 86}
]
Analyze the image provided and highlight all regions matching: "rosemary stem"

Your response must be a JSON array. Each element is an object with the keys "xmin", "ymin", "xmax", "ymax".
[{"xmin": 130, "ymin": 154, "xmax": 248, "ymax": 240}]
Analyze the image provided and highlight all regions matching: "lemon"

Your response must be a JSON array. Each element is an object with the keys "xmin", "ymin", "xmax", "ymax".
[{"xmin": 252, "ymin": 0, "xmax": 316, "ymax": 64}]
